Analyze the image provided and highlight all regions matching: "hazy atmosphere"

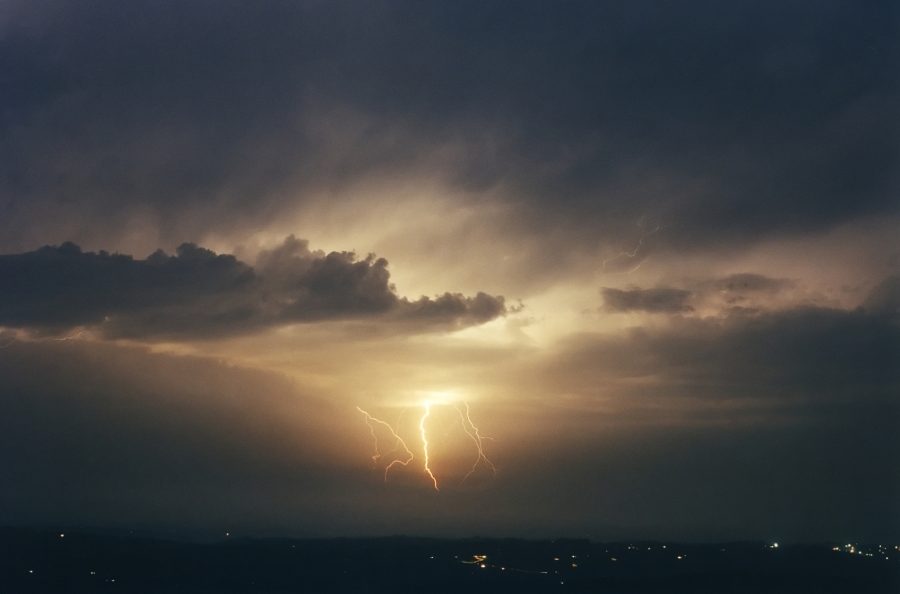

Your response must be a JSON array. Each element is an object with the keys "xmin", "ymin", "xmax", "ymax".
[{"xmin": 1, "ymin": 0, "xmax": 897, "ymax": 544}]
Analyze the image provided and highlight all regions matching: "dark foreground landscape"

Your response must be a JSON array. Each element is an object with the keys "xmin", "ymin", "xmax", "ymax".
[{"xmin": 1, "ymin": 528, "xmax": 897, "ymax": 593}]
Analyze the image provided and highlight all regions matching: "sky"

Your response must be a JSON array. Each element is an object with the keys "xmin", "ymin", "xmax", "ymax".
[{"xmin": 0, "ymin": 0, "xmax": 898, "ymax": 542}]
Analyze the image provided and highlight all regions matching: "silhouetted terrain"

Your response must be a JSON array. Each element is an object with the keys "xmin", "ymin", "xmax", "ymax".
[{"xmin": 1, "ymin": 528, "xmax": 897, "ymax": 593}]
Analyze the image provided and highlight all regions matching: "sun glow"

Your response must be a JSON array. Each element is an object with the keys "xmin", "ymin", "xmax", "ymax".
[{"xmin": 357, "ymin": 392, "xmax": 496, "ymax": 491}]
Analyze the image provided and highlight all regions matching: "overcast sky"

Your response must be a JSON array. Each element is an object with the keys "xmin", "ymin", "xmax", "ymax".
[{"xmin": 1, "ymin": 0, "xmax": 897, "ymax": 542}]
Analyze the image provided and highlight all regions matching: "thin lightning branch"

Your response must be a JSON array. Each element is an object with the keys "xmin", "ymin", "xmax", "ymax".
[
  {"xmin": 51, "ymin": 328, "xmax": 87, "ymax": 341},
  {"xmin": 356, "ymin": 406, "xmax": 415, "ymax": 481},
  {"xmin": 601, "ymin": 223, "xmax": 661, "ymax": 273},
  {"xmin": 419, "ymin": 402, "xmax": 439, "ymax": 491},
  {"xmin": 357, "ymin": 400, "xmax": 496, "ymax": 491},
  {"xmin": 0, "ymin": 327, "xmax": 88, "ymax": 349},
  {"xmin": 357, "ymin": 407, "xmax": 384, "ymax": 465},
  {"xmin": 625, "ymin": 258, "xmax": 647, "ymax": 274},
  {"xmin": 0, "ymin": 329, "xmax": 17, "ymax": 349},
  {"xmin": 457, "ymin": 402, "xmax": 497, "ymax": 484}
]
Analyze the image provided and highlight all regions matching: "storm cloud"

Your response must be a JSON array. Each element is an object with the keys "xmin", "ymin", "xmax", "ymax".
[
  {"xmin": 0, "ymin": 0, "xmax": 896, "ymax": 543},
  {"xmin": 601, "ymin": 273, "xmax": 801, "ymax": 314},
  {"xmin": 555, "ymin": 281, "xmax": 899, "ymax": 408},
  {"xmin": 0, "ymin": 339, "xmax": 366, "ymax": 534},
  {"xmin": 602, "ymin": 287, "xmax": 694, "ymax": 313},
  {"xmin": 0, "ymin": 237, "xmax": 507, "ymax": 338},
  {"xmin": 0, "ymin": 0, "xmax": 896, "ymax": 255},
  {"xmin": 1, "ymin": 279, "xmax": 896, "ymax": 541}
]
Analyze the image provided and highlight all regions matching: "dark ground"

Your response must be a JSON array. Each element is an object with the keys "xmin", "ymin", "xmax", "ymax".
[{"xmin": 1, "ymin": 527, "xmax": 897, "ymax": 593}]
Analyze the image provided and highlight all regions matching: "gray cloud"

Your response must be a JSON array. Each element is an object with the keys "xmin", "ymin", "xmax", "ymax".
[
  {"xmin": 1, "ymin": 289, "xmax": 895, "ymax": 541},
  {"xmin": 0, "ymin": 237, "xmax": 507, "ymax": 339},
  {"xmin": 0, "ymin": 0, "xmax": 896, "ymax": 253},
  {"xmin": 0, "ymin": 266, "xmax": 894, "ymax": 543},
  {"xmin": 601, "ymin": 287, "xmax": 694, "ymax": 313},
  {"xmin": 863, "ymin": 274, "xmax": 900, "ymax": 318},
  {"xmin": 525, "ymin": 284, "xmax": 900, "ymax": 540},
  {"xmin": 564, "ymin": 285, "xmax": 899, "ymax": 405},
  {"xmin": 0, "ymin": 0, "xmax": 896, "ymax": 543},
  {"xmin": 0, "ymin": 339, "xmax": 370, "ymax": 534},
  {"xmin": 706, "ymin": 273, "xmax": 794, "ymax": 295},
  {"xmin": 602, "ymin": 273, "xmax": 802, "ymax": 315}
]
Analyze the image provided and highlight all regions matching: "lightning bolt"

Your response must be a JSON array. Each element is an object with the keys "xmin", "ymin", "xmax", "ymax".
[
  {"xmin": 357, "ymin": 399, "xmax": 496, "ymax": 491},
  {"xmin": 0, "ymin": 330, "xmax": 17, "ymax": 349},
  {"xmin": 0, "ymin": 327, "xmax": 89, "ymax": 349},
  {"xmin": 419, "ymin": 401, "xmax": 439, "ymax": 491},
  {"xmin": 601, "ymin": 219, "xmax": 661, "ymax": 274},
  {"xmin": 356, "ymin": 406, "xmax": 415, "ymax": 481},
  {"xmin": 51, "ymin": 327, "xmax": 88, "ymax": 342},
  {"xmin": 457, "ymin": 402, "xmax": 497, "ymax": 484}
]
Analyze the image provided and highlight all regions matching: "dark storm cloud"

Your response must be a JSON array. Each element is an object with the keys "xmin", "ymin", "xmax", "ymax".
[
  {"xmin": 0, "ymin": 0, "xmax": 897, "ymax": 544},
  {"xmin": 602, "ymin": 273, "xmax": 795, "ymax": 314},
  {"xmin": 563, "ymin": 284, "xmax": 899, "ymax": 404},
  {"xmin": 0, "ymin": 335, "xmax": 896, "ymax": 541},
  {"xmin": 1, "ymin": 0, "xmax": 897, "ymax": 251},
  {"xmin": 0, "ymin": 339, "xmax": 371, "ymax": 534},
  {"xmin": 0, "ymin": 237, "xmax": 507, "ymax": 338},
  {"xmin": 705, "ymin": 273, "xmax": 794, "ymax": 295},
  {"xmin": 526, "ymin": 289, "xmax": 900, "ymax": 539},
  {"xmin": 601, "ymin": 287, "xmax": 693, "ymax": 313},
  {"xmin": 863, "ymin": 274, "xmax": 900, "ymax": 317},
  {"xmin": 0, "ymin": 286, "xmax": 895, "ymax": 541}
]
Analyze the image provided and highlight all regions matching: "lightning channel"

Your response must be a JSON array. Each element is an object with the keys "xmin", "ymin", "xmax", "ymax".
[
  {"xmin": 0, "ymin": 327, "xmax": 89, "ymax": 349},
  {"xmin": 0, "ymin": 332, "xmax": 16, "ymax": 349},
  {"xmin": 357, "ymin": 399, "xmax": 497, "ymax": 491},
  {"xmin": 457, "ymin": 402, "xmax": 497, "ymax": 484},
  {"xmin": 601, "ymin": 221, "xmax": 661, "ymax": 273},
  {"xmin": 51, "ymin": 327, "xmax": 88, "ymax": 341},
  {"xmin": 356, "ymin": 406, "xmax": 415, "ymax": 481},
  {"xmin": 419, "ymin": 402, "xmax": 439, "ymax": 491}
]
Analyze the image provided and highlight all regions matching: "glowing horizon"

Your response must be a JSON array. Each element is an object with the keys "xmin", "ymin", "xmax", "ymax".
[{"xmin": 356, "ymin": 396, "xmax": 497, "ymax": 491}]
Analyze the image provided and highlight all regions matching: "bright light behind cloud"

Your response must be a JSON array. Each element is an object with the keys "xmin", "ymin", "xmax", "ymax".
[{"xmin": 0, "ymin": 0, "xmax": 895, "ymax": 544}]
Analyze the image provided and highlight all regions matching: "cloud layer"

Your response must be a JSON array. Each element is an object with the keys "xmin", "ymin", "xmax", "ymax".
[
  {"xmin": 602, "ymin": 287, "xmax": 694, "ymax": 313},
  {"xmin": 1, "ymin": 283, "xmax": 896, "ymax": 540},
  {"xmin": 0, "ymin": 0, "xmax": 896, "ymax": 542},
  {"xmin": 0, "ymin": 0, "xmax": 896, "ymax": 254},
  {"xmin": 0, "ymin": 236, "xmax": 507, "ymax": 338}
]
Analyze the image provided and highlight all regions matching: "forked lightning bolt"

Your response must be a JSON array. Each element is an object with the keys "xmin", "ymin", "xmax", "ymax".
[
  {"xmin": 0, "ymin": 327, "xmax": 88, "ymax": 348},
  {"xmin": 0, "ymin": 333, "xmax": 16, "ymax": 349},
  {"xmin": 356, "ymin": 406, "xmax": 414, "ymax": 481},
  {"xmin": 601, "ymin": 221, "xmax": 661, "ymax": 273},
  {"xmin": 457, "ymin": 402, "xmax": 497, "ymax": 484},
  {"xmin": 356, "ymin": 399, "xmax": 496, "ymax": 491}
]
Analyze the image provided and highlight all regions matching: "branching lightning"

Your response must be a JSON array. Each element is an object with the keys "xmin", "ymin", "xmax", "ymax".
[
  {"xmin": 457, "ymin": 402, "xmax": 497, "ymax": 484},
  {"xmin": 0, "ymin": 331, "xmax": 17, "ymax": 349},
  {"xmin": 356, "ymin": 397, "xmax": 496, "ymax": 491},
  {"xmin": 0, "ymin": 327, "xmax": 89, "ymax": 348},
  {"xmin": 601, "ymin": 219, "xmax": 662, "ymax": 274},
  {"xmin": 356, "ymin": 406, "xmax": 414, "ymax": 481},
  {"xmin": 51, "ymin": 327, "xmax": 88, "ymax": 341}
]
